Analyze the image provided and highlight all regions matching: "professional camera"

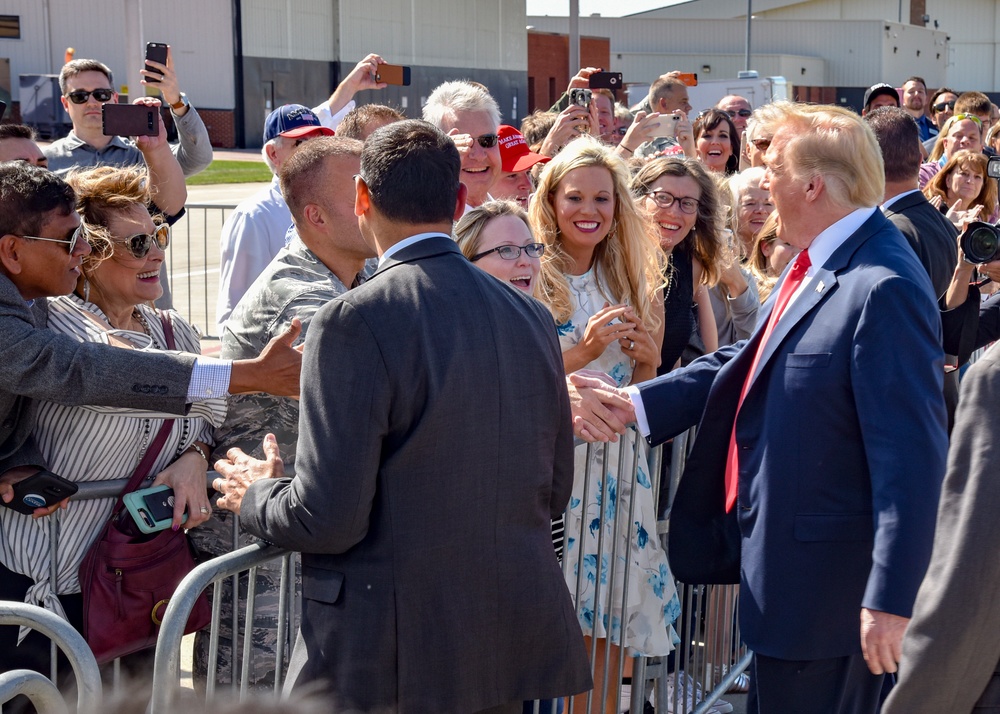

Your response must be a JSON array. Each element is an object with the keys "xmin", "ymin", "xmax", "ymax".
[{"xmin": 959, "ymin": 221, "xmax": 1000, "ymax": 264}]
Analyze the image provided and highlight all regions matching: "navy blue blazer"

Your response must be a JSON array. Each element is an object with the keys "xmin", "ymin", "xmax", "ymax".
[{"xmin": 640, "ymin": 209, "xmax": 949, "ymax": 661}]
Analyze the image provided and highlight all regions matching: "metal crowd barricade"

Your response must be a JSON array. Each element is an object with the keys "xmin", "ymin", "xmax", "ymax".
[
  {"xmin": 165, "ymin": 202, "xmax": 238, "ymax": 339},
  {"xmin": 0, "ymin": 602, "xmax": 101, "ymax": 713},
  {"xmin": 150, "ymin": 541, "xmax": 293, "ymax": 714},
  {"xmin": 554, "ymin": 430, "xmax": 750, "ymax": 714}
]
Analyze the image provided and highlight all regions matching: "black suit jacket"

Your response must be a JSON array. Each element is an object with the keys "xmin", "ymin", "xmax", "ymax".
[
  {"xmin": 883, "ymin": 190, "xmax": 958, "ymax": 300},
  {"xmin": 240, "ymin": 236, "xmax": 591, "ymax": 713}
]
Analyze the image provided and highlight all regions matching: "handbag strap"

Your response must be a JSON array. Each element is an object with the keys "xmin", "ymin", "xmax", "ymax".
[{"xmin": 109, "ymin": 310, "xmax": 178, "ymax": 516}]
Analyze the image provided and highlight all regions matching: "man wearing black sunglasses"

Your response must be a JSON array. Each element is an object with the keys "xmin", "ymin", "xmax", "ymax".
[
  {"xmin": 424, "ymin": 81, "xmax": 502, "ymax": 212},
  {"xmin": 717, "ymin": 95, "xmax": 753, "ymax": 137},
  {"xmin": 44, "ymin": 59, "xmax": 189, "ymax": 224}
]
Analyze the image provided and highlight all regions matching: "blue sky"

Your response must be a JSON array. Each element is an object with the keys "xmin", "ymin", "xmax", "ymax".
[{"xmin": 525, "ymin": 0, "xmax": 689, "ymax": 17}]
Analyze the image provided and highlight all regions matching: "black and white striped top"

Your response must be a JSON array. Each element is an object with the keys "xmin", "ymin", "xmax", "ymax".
[{"xmin": 0, "ymin": 295, "xmax": 226, "ymax": 634}]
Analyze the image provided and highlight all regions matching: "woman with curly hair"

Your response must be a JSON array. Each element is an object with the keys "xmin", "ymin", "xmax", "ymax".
[
  {"xmin": 631, "ymin": 156, "xmax": 726, "ymax": 373},
  {"xmin": 924, "ymin": 149, "xmax": 999, "ymax": 224},
  {"xmin": 529, "ymin": 137, "xmax": 677, "ymax": 713}
]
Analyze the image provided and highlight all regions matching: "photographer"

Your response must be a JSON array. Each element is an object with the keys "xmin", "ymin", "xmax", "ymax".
[{"xmin": 941, "ymin": 221, "xmax": 1000, "ymax": 365}]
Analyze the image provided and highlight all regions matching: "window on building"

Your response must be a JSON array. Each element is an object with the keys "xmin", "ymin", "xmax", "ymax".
[{"xmin": 0, "ymin": 16, "xmax": 20, "ymax": 39}]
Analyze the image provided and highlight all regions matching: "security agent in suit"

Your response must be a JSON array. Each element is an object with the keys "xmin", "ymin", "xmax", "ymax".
[
  {"xmin": 578, "ymin": 103, "xmax": 948, "ymax": 713},
  {"xmin": 214, "ymin": 120, "xmax": 592, "ymax": 714},
  {"xmin": 882, "ymin": 342, "xmax": 1000, "ymax": 713},
  {"xmin": 0, "ymin": 162, "xmax": 303, "ymax": 510},
  {"xmin": 866, "ymin": 107, "xmax": 963, "ymax": 424}
]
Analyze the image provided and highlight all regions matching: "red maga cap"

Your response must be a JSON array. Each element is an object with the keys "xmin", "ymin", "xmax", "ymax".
[{"xmin": 498, "ymin": 125, "xmax": 550, "ymax": 173}]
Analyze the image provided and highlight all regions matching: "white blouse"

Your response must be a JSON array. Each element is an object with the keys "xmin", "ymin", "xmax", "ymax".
[{"xmin": 0, "ymin": 295, "xmax": 226, "ymax": 637}]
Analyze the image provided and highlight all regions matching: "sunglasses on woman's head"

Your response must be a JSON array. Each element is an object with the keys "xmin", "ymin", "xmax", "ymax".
[
  {"xmin": 117, "ymin": 224, "xmax": 170, "ymax": 259},
  {"xmin": 65, "ymin": 89, "xmax": 115, "ymax": 104}
]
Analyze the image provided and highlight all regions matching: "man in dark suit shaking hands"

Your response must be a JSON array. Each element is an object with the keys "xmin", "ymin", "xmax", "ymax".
[
  {"xmin": 579, "ymin": 102, "xmax": 949, "ymax": 713},
  {"xmin": 214, "ymin": 120, "xmax": 592, "ymax": 714}
]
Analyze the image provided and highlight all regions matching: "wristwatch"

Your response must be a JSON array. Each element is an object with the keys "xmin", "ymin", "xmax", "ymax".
[{"xmin": 170, "ymin": 93, "xmax": 190, "ymax": 113}]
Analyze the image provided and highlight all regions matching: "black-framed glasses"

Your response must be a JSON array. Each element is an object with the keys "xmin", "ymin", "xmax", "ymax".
[
  {"xmin": 645, "ymin": 191, "xmax": 699, "ymax": 214},
  {"xmin": 20, "ymin": 224, "xmax": 88, "ymax": 253},
  {"xmin": 933, "ymin": 100, "xmax": 957, "ymax": 113},
  {"xmin": 725, "ymin": 109, "xmax": 753, "ymax": 118},
  {"xmin": 751, "ymin": 138, "xmax": 771, "ymax": 152},
  {"xmin": 471, "ymin": 242, "xmax": 545, "ymax": 261},
  {"xmin": 115, "ymin": 224, "xmax": 170, "ymax": 259},
  {"xmin": 475, "ymin": 134, "xmax": 499, "ymax": 149},
  {"xmin": 66, "ymin": 88, "xmax": 115, "ymax": 105}
]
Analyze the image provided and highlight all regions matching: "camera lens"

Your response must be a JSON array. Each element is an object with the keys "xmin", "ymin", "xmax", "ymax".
[{"xmin": 961, "ymin": 223, "xmax": 1000, "ymax": 264}]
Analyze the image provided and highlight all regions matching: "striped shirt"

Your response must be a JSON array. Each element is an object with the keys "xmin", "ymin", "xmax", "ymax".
[{"xmin": 0, "ymin": 295, "xmax": 226, "ymax": 636}]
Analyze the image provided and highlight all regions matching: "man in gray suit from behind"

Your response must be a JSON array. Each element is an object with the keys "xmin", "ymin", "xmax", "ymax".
[
  {"xmin": 882, "ymin": 342, "xmax": 1000, "ymax": 713},
  {"xmin": 214, "ymin": 120, "xmax": 592, "ymax": 713}
]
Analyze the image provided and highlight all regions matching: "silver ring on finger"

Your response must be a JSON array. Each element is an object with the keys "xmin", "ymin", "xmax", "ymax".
[
  {"xmin": 628, "ymin": 340, "xmax": 635, "ymax": 350},
  {"xmin": 199, "ymin": 507, "xmax": 210, "ymax": 514}
]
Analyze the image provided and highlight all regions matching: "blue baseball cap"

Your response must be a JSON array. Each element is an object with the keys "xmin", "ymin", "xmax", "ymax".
[{"xmin": 262, "ymin": 104, "xmax": 334, "ymax": 143}]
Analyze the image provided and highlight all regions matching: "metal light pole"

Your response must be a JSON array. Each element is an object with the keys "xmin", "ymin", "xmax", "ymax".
[
  {"xmin": 570, "ymin": 0, "xmax": 580, "ymax": 82},
  {"xmin": 745, "ymin": 0, "xmax": 752, "ymax": 72}
]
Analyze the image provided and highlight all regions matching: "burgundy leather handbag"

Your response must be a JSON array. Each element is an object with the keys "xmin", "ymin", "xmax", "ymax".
[{"xmin": 77, "ymin": 313, "xmax": 212, "ymax": 663}]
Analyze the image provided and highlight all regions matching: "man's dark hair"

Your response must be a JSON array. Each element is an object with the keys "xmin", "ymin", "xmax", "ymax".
[
  {"xmin": 904, "ymin": 76, "xmax": 927, "ymax": 90},
  {"xmin": 360, "ymin": 120, "xmax": 460, "ymax": 224},
  {"xmin": 335, "ymin": 104, "xmax": 404, "ymax": 140},
  {"xmin": 0, "ymin": 162, "xmax": 76, "ymax": 237},
  {"xmin": 58, "ymin": 59, "xmax": 114, "ymax": 95},
  {"xmin": 280, "ymin": 136, "xmax": 363, "ymax": 221},
  {"xmin": 0, "ymin": 124, "xmax": 37, "ymax": 142},
  {"xmin": 865, "ymin": 107, "xmax": 921, "ymax": 183}
]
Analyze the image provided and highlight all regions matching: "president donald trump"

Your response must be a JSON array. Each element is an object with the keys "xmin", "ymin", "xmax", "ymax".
[{"xmin": 579, "ymin": 102, "xmax": 948, "ymax": 713}]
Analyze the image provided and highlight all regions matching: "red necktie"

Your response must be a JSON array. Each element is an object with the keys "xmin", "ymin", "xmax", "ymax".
[{"xmin": 724, "ymin": 249, "xmax": 811, "ymax": 512}]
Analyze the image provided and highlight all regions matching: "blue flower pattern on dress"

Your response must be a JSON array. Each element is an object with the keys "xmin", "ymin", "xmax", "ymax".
[{"xmin": 558, "ymin": 268, "xmax": 679, "ymax": 657}]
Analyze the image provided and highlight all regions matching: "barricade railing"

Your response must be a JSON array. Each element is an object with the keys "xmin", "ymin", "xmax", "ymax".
[
  {"xmin": 559, "ymin": 432, "xmax": 749, "ymax": 713},
  {"xmin": 0, "ymin": 601, "xmax": 102, "ymax": 713},
  {"xmin": 150, "ymin": 542, "xmax": 292, "ymax": 714},
  {"xmin": 164, "ymin": 202, "xmax": 238, "ymax": 339},
  {"xmin": 4, "ymin": 436, "xmax": 748, "ymax": 713}
]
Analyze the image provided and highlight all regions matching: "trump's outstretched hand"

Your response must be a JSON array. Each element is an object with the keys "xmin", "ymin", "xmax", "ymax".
[{"xmin": 213, "ymin": 434, "xmax": 285, "ymax": 515}]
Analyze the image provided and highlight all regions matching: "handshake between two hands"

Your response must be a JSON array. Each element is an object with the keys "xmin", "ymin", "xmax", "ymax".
[{"xmin": 567, "ymin": 369, "xmax": 637, "ymax": 443}]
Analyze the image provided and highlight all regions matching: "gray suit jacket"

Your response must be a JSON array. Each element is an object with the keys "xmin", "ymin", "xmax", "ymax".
[
  {"xmin": 240, "ymin": 236, "xmax": 591, "ymax": 713},
  {"xmin": 0, "ymin": 274, "xmax": 195, "ymax": 471},
  {"xmin": 883, "ymin": 342, "xmax": 1000, "ymax": 713}
]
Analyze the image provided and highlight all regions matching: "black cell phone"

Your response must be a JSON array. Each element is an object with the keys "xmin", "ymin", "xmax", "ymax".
[
  {"xmin": 4, "ymin": 470, "xmax": 78, "ymax": 516},
  {"xmin": 569, "ymin": 88, "xmax": 592, "ymax": 107},
  {"xmin": 102, "ymin": 103, "xmax": 159, "ymax": 137},
  {"xmin": 589, "ymin": 72, "xmax": 623, "ymax": 90},
  {"xmin": 144, "ymin": 42, "xmax": 169, "ymax": 83},
  {"xmin": 374, "ymin": 64, "xmax": 411, "ymax": 86},
  {"xmin": 0, "ymin": 100, "xmax": 6, "ymax": 119}
]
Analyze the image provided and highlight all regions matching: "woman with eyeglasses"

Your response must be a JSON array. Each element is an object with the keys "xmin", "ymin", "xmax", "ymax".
[
  {"xmin": 631, "ymin": 157, "xmax": 724, "ymax": 374},
  {"xmin": 920, "ymin": 113, "xmax": 984, "ymax": 188},
  {"xmin": 0, "ymin": 165, "xmax": 223, "ymax": 672},
  {"xmin": 692, "ymin": 109, "xmax": 740, "ymax": 175},
  {"xmin": 529, "ymin": 138, "xmax": 677, "ymax": 714},
  {"xmin": 456, "ymin": 200, "xmax": 544, "ymax": 296}
]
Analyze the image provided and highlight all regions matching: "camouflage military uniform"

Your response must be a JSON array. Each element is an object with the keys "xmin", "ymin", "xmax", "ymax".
[{"xmin": 190, "ymin": 231, "xmax": 369, "ymax": 686}]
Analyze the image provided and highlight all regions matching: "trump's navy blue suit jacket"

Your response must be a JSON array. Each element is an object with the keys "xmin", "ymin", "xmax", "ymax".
[{"xmin": 639, "ymin": 209, "xmax": 948, "ymax": 661}]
